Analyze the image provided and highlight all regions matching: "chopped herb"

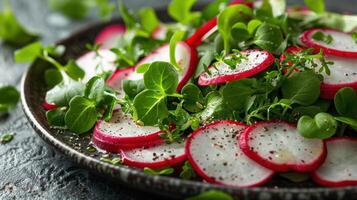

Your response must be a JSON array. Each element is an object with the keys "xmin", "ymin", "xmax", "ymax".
[
  {"xmin": 100, "ymin": 156, "xmax": 122, "ymax": 165},
  {"xmin": 86, "ymin": 145, "xmax": 97, "ymax": 153},
  {"xmin": 143, "ymin": 167, "xmax": 174, "ymax": 176},
  {"xmin": 352, "ymin": 32, "xmax": 357, "ymax": 44},
  {"xmin": 0, "ymin": 85, "xmax": 20, "ymax": 114},
  {"xmin": 0, "ymin": 133, "xmax": 14, "ymax": 144},
  {"xmin": 180, "ymin": 161, "xmax": 197, "ymax": 180},
  {"xmin": 312, "ymin": 31, "xmax": 333, "ymax": 44},
  {"xmin": 186, "ymin": 190, "xmax": 234, "ymax": 200}
]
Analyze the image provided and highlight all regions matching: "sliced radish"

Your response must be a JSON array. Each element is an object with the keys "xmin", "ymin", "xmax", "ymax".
[
  {"xmin": 128, "ymin": 42, "xmax": 198, "ymax": 91},
  {"xmin": 95, "ymin": 25, "xmax": 126, "ymax": 49},
  {"xmin": 198, "ymin": 49, "xmax": 274, "ymax": 86},
  {"xmin": 240, "ymin": 121, "xmax": 326, "ymax": 172},
  {"xmin": 107, "ymin": 66, "xmax": 135, "ymax": 98},
  {"xmin": 76, "ymin": 49, "xmax": 117, "ymax": 82},
  {"xmin": 152, "ymin": 25, "xmax": 168, "ymax": 40},
  {"xmin": 312, "ymin": 137, "xmax": 357, "ymax": 187},
  {"xmin": 92, "ymin": 111, "xmax": 162, "ymax": 152},
  {"xmin": 43, "ymin": 101, "xmax": 57, "ymax": 110},
  {"xmin": 300, "ymin": 28, "xmax": 357, "ymax": 58},
  {"xmin": 186, "ymin": 120, "xmax": 274, "ymax": 187},
  {"xmin": 186, "ymin": 18, "xmax": 218, "ymax": 47},
  {"xmin": 229, "ymin": 0, "xmax": 254, "ymax": 7},
  {"xmin": 121, "ymin": 139, "xmax": 186, "ymax": 169}
]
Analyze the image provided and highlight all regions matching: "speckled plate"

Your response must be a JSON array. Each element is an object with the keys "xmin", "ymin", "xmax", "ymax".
[{"xmin": 20, "ymin": 9, "xmax": 357, "ymax": 200}]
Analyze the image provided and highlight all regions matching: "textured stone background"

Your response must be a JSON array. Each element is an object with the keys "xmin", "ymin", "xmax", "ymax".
[{"xmin": 0, "ymin": 0, "xmax": 355, "ymax": 200}]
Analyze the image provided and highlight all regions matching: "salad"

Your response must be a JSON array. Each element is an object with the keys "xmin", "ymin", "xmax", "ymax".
[{"xmin": 17, "ymin": 0, "xmax": 357, "ymax": 187}]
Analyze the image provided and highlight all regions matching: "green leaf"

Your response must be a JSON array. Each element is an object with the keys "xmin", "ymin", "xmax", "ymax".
[
  {"xmin": 268, "ymin": 0, "xmax": 286, "ymax": 17},
  {"xmin": 123, "ymin": 79, "xmax": 145, "ymax": 99},
  {"xmin": 0, "ymin": 132, "xmax": 14, "ymax": 144},
  {"xmin": 136, "ymin": 63, "xmax": 151, "ymax": 74},
  {"xmin": 195, "ymin": 45, "xmax": 216, "ymax": 78},
  {"xmin": 198, "ymin": 92, "xmax": 230, "ymax": 122},
  {"xmin": 202, "ymin": 0, "xmax": 229, "ymax": 20},
  {"xmin": 49, "ymin": 0, "xmax": 92, "ymax": 20},
  {"xmin": 64, "ymin": 60, "xmax": 85, "ymax": 80},
  {"xmin": 144, "ymin": 62, "xmax": 179, "ymax": 94},
  {"xmin": 139, "ymin": 7, "xmax": 160, "ymax": 33},
  {"xmin": 304, "ymin": 0, "xmax": 325, "ymax": 14},
  {"xmin": 180, "ymin": 161, "xmax": 196, "ymax": 180},
  {"xmin": 282, "ymin": 71, "xmax": 321, "ymax": 106},
  {"xmin": 143, "ymin": 167, "xmax": 174, "ymax": 176},
  {"xmin": 0, "ymin": 85, "xmax": 19, "ymax": 113},
  {"xmin": 247, "ymin": 19, "xmax": 262, "ymax": 34},
  {"xmin": 85, "ymin": 76, "xmax": 105, "ymax": 104},
  {"xmin": 312, "ymin": 31, "xmax": 333, "ymax": 44},
  {"xmin": 168, "ymin": 0, "xmax": 201, "ymax": 26},
  {"xmin": 182, "ymin": 83, "xmax": 204, "ymax": 113},
  {"xmin": 14, "ymin": 41, "xmax": 42, "ymax": 62},
  {"xmin": 45, "ymin": 69, "xmax": 63, "ymax": 88},
  {"xmin": 96, "ymin": 0, "xmax": 115, "ymax": 20},
  {"xmin": 298, "ymin": 113, "xmax": 337, "ymax": 139},
  {"xmin": 0, "ymin": 2, "xmax": 38, "ymax": 46},
  {"xmin": 46, "ymin": 108, "xmax": 66, "ymax": 127},
  {"xmin": 133, "ymin": 89, "xmax": 168, "ymax": 126},
  {"xmin": 65, "ymin": 96, "xmax": 98, "ymax": 134},
  {"xmin": 45, "ymin": 81, "xmax": 85, "ymax": 107},
  {"xmin": 218, "ymin": 4, "xmax": 253, "ymax": 54},
  {"xmin": 352, "ymin": 32, "xmax": 357, "ymax": 44},
  {"xmin": 186, "ymin": 190, "xmax": 234, "ymax": 200},
  {"xmin": 222, "ymin": 79, "xmax": 257, "ymax": 112},
  {"xmin": 334, "ymin": 87, "xmax": 357, "ymax": 118},
  {"xmin": 253, "ymin": 22, "xmax": 284, "ymax": 54},
  {"xmin": 119, "ymin": 2, "xmax": 137, "ymax": 29},
  {"xmin": 170, "ymin": 31, "xmax": 186, "ymax": 71},
  {"xmin": 231, "ymin": 22, "xmax": 251, "ymax": 42},
  {"xmin": 335, "ymin": 116, "xmax": 357, "ymax": 131}
]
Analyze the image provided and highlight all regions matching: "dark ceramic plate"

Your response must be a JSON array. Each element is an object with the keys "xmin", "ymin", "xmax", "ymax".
[{"xmin": 21, "ymin": 8, "xmax": 357, "ymax": 200}]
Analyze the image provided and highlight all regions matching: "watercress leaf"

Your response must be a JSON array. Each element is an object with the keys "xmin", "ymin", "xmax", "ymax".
[
  {"xmin": 65, "ymin": 96, "xmax": 98, "ymax": 134},
  {"xmin": 14, "ymin": 41, "xmax": 42, "ymax": 63},
  {"xmin": 170, "ymin": 31, "xmax": 186, "ymax": 71},
  {"xmin": 143, "ymin": 167, "xmax": 174, "ymax": 176},
  {"xmin": 298, "ymin": 113, "xmax": 337, "ymax": 139},
  {"xmin": 102, "ymin": 94, "xmax": 117, "ymax": 122},
  {"xmin": 168, "ymin": 0, "xmax": 201, "ymax": 26},
  {"xmin": 182, "ymin": 83, "xmax": 204, "ymax": 113},
  {"xmin": 222, "ymin": 79, "xmax": 257, "ymax": 112},
  {"xmin": 0, "ymin": 85, "xmax": 19, "ymax": 113},
  {"xmin": 139, "ymin": 7, "xmax": 160, "ymax": 33},
  {"xmin": 282, "ymin": 70, "xmax": 320, "ymax": 106},
  {"xmin": 49, "ymin": 0, "xmax": 92, "ymax": 20},
  {"xmin": 0, "ymin": 1, "xmax": 38, "ymax": 46},
  {"xmin": 253, "ymin": 22, "xmax": 284, "ymax": 53},
  {"xmin": 202, "ymin": 0, "xmax": 229, "ymax": 20},
  {"xmin": 312, "ymin": 31, "xmax": 333, "ymax": 44},
  {"xmin": 352, "ymin": 32, "xmax": 357, "ymax": 44},
  {"xmin": 64, "ymin": 60, "xmax": 85, "ymax": 80},
  {"xmin": 180, "ymin": 160, "xmax": 197, "ymax": 180},
  {"xmin": 96, "ymin": 0, "xmax": 115, "ymax": 20},
  {"xmin": 45, "ymin": 69, "xmax": 63, "ymax": 88},
  {"xmin": 144, "ymin": 61, "xmax": 178, "ymax": 94},
  {"xmin": 247, "ymin": 19, "xmax": 262, "ymax": 34},
  {"xmin": 136, "ymin": 63, "xmax": 151, "ymax": 74},
  {"xmin": 231, "ymin": 22, "xmax": 251, "ymax": 42},
  {"xmin": 123, "ymin": 79, "xmax": 145, "ymax": 99},
  {"xmin": 46, "ymin": 108, "xmax": 66, "ymax": 127},
  {"xmin": 119, "ymin": 2, "xmax": 137, "ymax": 29},
  {"xmin": 186, "ymin": 190, "xmax": 234, "ymax": 200},
  {"xmin": 195, "ymin": 45, "xmax": 215, "ymax": 78},
  {"xmin": 198, "ymin": 92, "xmax": 231, "ymax": 122},
  {"xmin": 218, "ymin": 4, "xmax": 253, "ymax": 54},
  {"xmin": 334, "ymin": 87, "xmax": 357, "ymax": 118},
  {"xmin": 46, "ymin": 81, "xmax": 85, "ymax": 107},
  {"xmin": 334, "ymin": 116, "xmax": 357, "ymax": 131},
  {"xmin": 133, "ymin": 89, "xmax": 168, "ymax": 126},
  {"xmin": 304, "ymin": 0, "xmax": 325, "ymax": 14},
  {"xmin": 255, "ymin": 0, "xmax": 273, "ymax": 20},
  {"xmin": 85, "ymin": 76, "xmax": 105, "ymax": 104}
]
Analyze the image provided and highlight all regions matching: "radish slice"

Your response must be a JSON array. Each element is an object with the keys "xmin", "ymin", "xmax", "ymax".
[
  {"xmin": 186, "ymin": 18, "xmax": 218, "ymax": 47},
  {"xmin": 76, "ymin": 49, "xmax": 117, "ymax": 82},
  {"xmin": 240, "ymin": 121, "xmax": 326, "ymax": 172},
  {"xmin": 229, "ymin": 0, "xmax": 254, "ymax": 7},
  {"xmin": 152, "ymin": 25, "xmax": 168, "ymax": 40},
  {"xmin": 95, "ymin": 25, "xmax": 126, "ymax": 49},
  {"xmin": 121, "ymin": 140, "xmax": 186, "ymax": 169},
  {"xmin": 107, "ymin": 66, "xmax": 135, "ymax": 98},
  {"xmin": 128, "ymin": 42, "xmax": 198, "ymax": 91},
  {"xmin": 312, "ymin": 137, "xmax": 357, "ymax": 187},
  {"xmin": 198, "ymin": 49, "xmax": 274, "ymax": 86},
  {"xmin": 186, "ymin": 120, "xmax": 274, "ymax": 187},
  {"xmin": 300, "ymin": 28, "xmax": 357, "ymax": 58},
  {"xmin": 92, "ymin": 111, "xmax": 162, "ymax": 152},
  {"xmin": 43, "ymin": 101, "xmax": 57, "ymax": 110}
]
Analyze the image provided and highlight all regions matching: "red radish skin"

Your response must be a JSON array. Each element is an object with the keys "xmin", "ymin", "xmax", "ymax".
[
  {"xmin": 300, "ymin": 28, "xmax": 357, "ymax": 58},
  {"xmin": 107, "ymin": 66, "xmax": 135, "ymax": 98},
  {"xmin": 312, "ymin": 137, "xmax": 357, "ymax": 187},
  {"xmin": 129, "ymin": 42, "xmax": 198, "ymax": 91},
  {"xmin": 152, "ymin": 25, "xmax": 168, "ymax": 40},
  {"xmin": 186, "ymin": 121, "xmax": 274, "ymax": 187},
  {"xmin": 76, "ymin": 49, "xmax": 117, "ymax": 82},
  {"xmin": 95, "ymin": 25, "xmax": 126, "ymax": 49},
  {"xmin": 240, "ymin": 121, "xmax": 326, "ymax": 172},
  {"xmin": 121, "ymin": 140, "xmax": 186, "ymax": 169},
  {"xmin": 92, "ymin": 111, "xmax": 163, "ymax": 152},
  {"xmin": 198, "ymin": 49, "xmax": 274, "ymax": 86},
  {"xmin": 229, "ymin": 0, "xmax": 254, "ymax": 7},
  {"xmin": 186, "ymin": 18, "xmax": 218, "ymax": 47},
  {"xmin": 42, "ymin": 101, "xmax": 57, "ymax": 110}
]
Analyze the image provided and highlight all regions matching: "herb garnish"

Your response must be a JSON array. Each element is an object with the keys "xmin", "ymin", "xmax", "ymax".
[
  {"xmin": 143, "ymin": 167, "xmax": 174, "ymax": 176},
  {"xmin": 0, "ymin": 85, "xmax": 20, "ymax": 114},
  {"xmin": 0, "ymin": 132, "xmax": 14, "ymax": 144},
  {"xmin": 312, "ymin": 31, "xmax": 333, "ymax": 44}
]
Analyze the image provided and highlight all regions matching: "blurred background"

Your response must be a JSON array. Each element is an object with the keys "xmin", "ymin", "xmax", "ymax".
[{"xmin": 0, "ymin": 0, "xmax": 355, "ymax": 200}]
